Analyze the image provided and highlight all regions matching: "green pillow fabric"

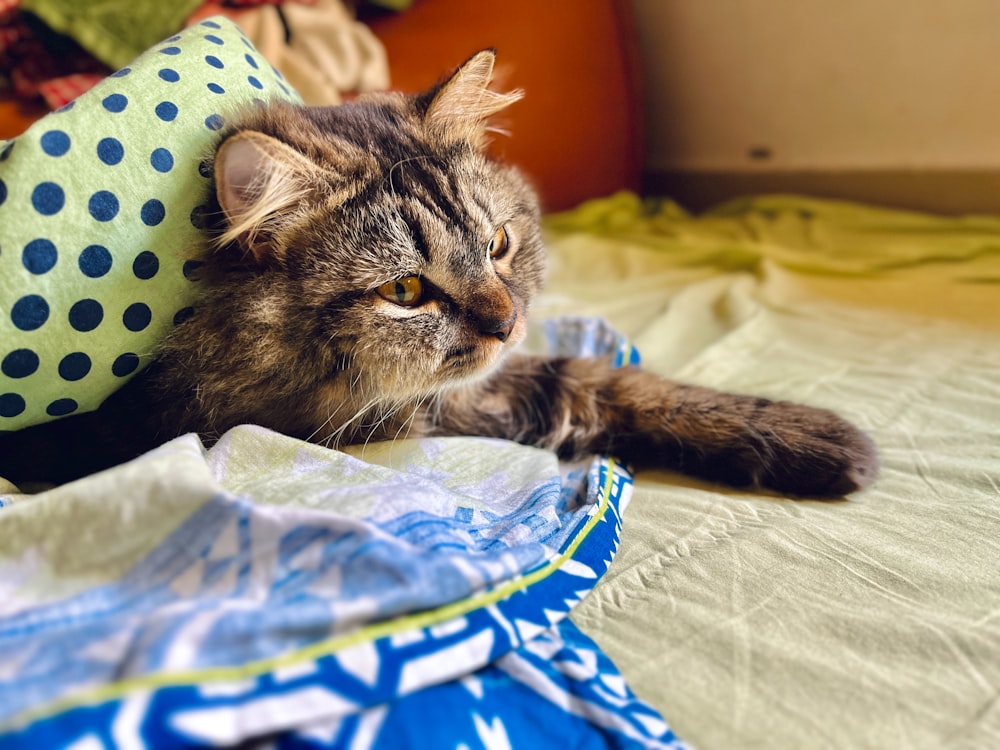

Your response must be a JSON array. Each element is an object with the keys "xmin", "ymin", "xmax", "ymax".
[
  {"xmin": 22, "ymin": 0, "xmax": 205, "ymax": 70},
  {"xmin": 0, "ymin": 16, "xmax": 301, "ymax": 432}
]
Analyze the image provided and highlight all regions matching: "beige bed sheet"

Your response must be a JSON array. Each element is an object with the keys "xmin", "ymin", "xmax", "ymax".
[{"xmin": 539, "ymin": 193, "xmax": 1000, "ymax": 750}]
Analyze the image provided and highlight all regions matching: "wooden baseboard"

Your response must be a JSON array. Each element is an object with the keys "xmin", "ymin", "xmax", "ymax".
[{"xmin": 643, "ymin": 169, "xmax": 1000, "ymax": 216}]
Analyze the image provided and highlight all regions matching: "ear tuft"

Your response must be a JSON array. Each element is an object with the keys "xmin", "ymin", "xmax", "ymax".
[
  {"xmin": 214, "ymin": 131, "xmax": 320, "ymax": 262},
  {"xmin": 424, "ymin": 50, "xmax": 522, "ymax": 149}
]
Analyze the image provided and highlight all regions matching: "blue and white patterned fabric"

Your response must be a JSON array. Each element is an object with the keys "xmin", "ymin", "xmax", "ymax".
[{"xmin": 0, "ymin": 318, "xmax": 687, "ymax": 749}]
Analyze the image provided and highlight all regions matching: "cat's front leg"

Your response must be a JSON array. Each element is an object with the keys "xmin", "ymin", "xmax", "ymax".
[{"xmin": 435, "ymin": 355, "xmax": 878, "ymax": 498}]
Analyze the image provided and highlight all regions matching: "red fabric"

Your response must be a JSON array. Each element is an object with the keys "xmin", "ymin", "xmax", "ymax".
[{"xmin": 35, "ymin": 73, "xmax": 106, "ymax": 108}]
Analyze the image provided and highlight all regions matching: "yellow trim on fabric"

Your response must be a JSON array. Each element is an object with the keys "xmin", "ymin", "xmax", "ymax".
[
  {"xmin": 621, "ymin": 342, "xmax": 634, "ymax": 366},
  {"xmin": 5, "ymin": 458, "xmax": 618, "ymax": 731}
]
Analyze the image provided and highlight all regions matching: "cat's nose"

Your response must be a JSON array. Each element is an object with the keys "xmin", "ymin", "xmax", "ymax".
[{"xmin": 481, "ymin": 312, "xmax": 518, "ymax": 342}]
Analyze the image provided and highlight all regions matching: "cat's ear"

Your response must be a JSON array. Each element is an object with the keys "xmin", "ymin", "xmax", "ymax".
[
  {"xmin": 214, "ymin": 130, "xmax": 322, "ymax": 262},
  {"xmin": 424, "ymin": 50, "xmax": 523, "ymax": 149}
]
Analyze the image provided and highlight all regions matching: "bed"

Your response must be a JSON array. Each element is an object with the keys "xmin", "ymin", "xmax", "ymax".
[
  {"xmin": 544, "ymin": 192, "xmax": 1000, "ymax": 749},
  {"xmin": 2, "ymin": 7, "xmax": 1000, "ymax": 750}
]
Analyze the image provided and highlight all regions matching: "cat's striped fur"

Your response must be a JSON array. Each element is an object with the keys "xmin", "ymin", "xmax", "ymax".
[{"xmin": 0, "ymin": 51, "xmax": 877, "ymax": 495}]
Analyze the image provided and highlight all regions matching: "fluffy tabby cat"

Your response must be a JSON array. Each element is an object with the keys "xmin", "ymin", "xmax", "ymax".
[{"xmin": 0, "ymin": 51, "xmax": 877, "ymax": 495}]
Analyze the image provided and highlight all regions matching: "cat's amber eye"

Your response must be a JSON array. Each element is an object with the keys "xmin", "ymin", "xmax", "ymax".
[
  {"xmin": 488, "ymin": 225, "xmax": 510, "ymax": 260},
  {"xmin": 376, "ymin": 276, "xmax": 423, "ymax": 307}
]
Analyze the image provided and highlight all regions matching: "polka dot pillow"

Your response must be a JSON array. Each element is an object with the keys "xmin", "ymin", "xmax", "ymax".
[{"xmin": 0, "ymin": 17, "xmax": 301, "ymax": 431}]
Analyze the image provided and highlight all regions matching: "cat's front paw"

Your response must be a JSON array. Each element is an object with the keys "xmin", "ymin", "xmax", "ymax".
[{"xmin": 714, "ymin": 401, "xmax": 879, "ymax": 498}]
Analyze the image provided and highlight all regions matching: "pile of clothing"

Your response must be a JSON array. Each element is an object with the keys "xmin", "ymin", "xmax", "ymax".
[{"xmin": 0, "ymin": 0, "xmax": 391, "ymax": 109}]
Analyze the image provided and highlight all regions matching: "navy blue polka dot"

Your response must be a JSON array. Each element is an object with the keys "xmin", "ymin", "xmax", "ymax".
[
  {"xmin": 58, "ymin": 352, "xmax": 91, "ymax": 381},
  {"xmin": 97, "ymin": 137, "xmax": 124, "ymax": 165},
  {"xmin": 150, "ymin": 147, "xmax": 173, "ymax": 173},
  {"xmin": 22, "ymin": 238, "xmax": 57, "ymax": 274},
  {"xmin": 32, "ymin": 182, "xmax": 65, "ymax": 215},
  {"xmin": 0, "ymin": 178, "xmax": 6, "ymax": 206},
  {"xmin": 158, "ymin": 68, "xmax": 180, "ymax": 83},
  {"xmin": 189, "ymin": 205, "xmax": 210, "ymax": 230},
  {"xmin": 205, "ymin": 34, "xmax": 224, "ymax": 45},
  {"xmin": 55, "ymin": 101, "xmax": 75, "ymax": 113},
  {"xmin": 112, "ymin": 353, "xmax": 140, "ymax": 377},
  {"xmin": 2, "ymin": 349, "xmax": 39, "ymax": 378},
  {"xmin": 68, "ymin": 299, "xmax": 104, "ymax": 332},
  {"xmin": 205, "ymin": 114, "xmax": 224, "ymax": 131},
  {"xmin": 46, "ymin": 398, "xmax": 78, "ymax": 417},
  {"xmin": 160, "ymin": 46, "xmax": 181, "ymax": 55},
  {"xmin": 140, "ymin": 199, "xmax": 166, "ymax": 227},
  {"xmin": 102, "ymin": 93, "xmax": 128, "ymax": 112},
  {"xmin": 206, "ymin": 55, "xmax": 224, "ymax": 69},
  {"xmin": 11, "ymin": 295, "xmax": 49, "ymax": 331},
  {"xmin": 207, "ymin": 82, "xmax": 225, "ymax": 94},
  {"xmin": 198, "ymin": 159, "xmax": 213, "ymax": 178},
  {"xmin": 166, "ymin": 34, "xmax": 181, "ymax": 42},
  {"xmin": 155, "ymin": 101, "xmax": 178, "ymax": 122},
  {"xmin": 183, "ymin": 260, "xmax": 203, "ymax": 279},
  {"xmin": 173, "ymin": 307, "xmax": 195, "ymax": 326},
  {"xmin": 123, "ymin": 303, "xmax": 152, "ymax": 331},
  {"xmin": 245, "ymin": 54, "xmax": 259, "ymax": 69},
  {"xmin": 201, "ymin": 19, "xmax": 221, "ymax": 29},
  {"xmin": 111, "ymin": 67, "xmax": 131, "ymax": 78},
  {"xmin": 89, "ymin": 191, "xmax": 120, "ymax": 222},
  {"xmin": 133, "ymin": 251, "xmax": 159, "ymax": 279},
  {"xmin": 40, "ymin": 130, "xmax": 71, "ymax": 156},
  {"xmin": 0, "ymin": 141, "xmax": 14, "ymax": 161},
  {"xmin": 0, "ymin": 394, "xmax": 26, "ymax": 418},
  {"xmin": 248, "ymin": 76, "xmax": 263, "ymax": 90},
  {"xmin": 79, "ymin": 245, "xmax": 112, "ymax": 277}
]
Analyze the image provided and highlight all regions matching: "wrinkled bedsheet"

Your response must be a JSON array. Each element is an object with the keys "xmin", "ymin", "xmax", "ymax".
[{"xmin": 540, "ymin": 193, "xmax": 1000, "ymax": 750}]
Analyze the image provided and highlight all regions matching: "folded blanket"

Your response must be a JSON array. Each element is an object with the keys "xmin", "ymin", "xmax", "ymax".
[{"xmin": 0, "ymin": 318, "xmax": 686, "ymax": 749}]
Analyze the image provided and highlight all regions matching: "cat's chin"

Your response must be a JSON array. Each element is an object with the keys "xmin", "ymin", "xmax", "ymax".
[
  {"xmin": 442, "ymin": 346, "xmax": 501, "ymax": 378},
  {"xmin": 440, "ymin": 337, "xmax": 516, "ymax": 386}
]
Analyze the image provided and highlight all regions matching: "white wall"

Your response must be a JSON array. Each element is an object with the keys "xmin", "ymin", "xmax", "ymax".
[{"xmin": 631, "ymin": 0, "xmax": 1000, "ymax": 172}]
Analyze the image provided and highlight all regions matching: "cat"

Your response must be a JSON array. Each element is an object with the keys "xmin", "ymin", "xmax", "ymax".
[{"xmin": 0, "ymin": 50, "xmax": 878, "ymax": 495}]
